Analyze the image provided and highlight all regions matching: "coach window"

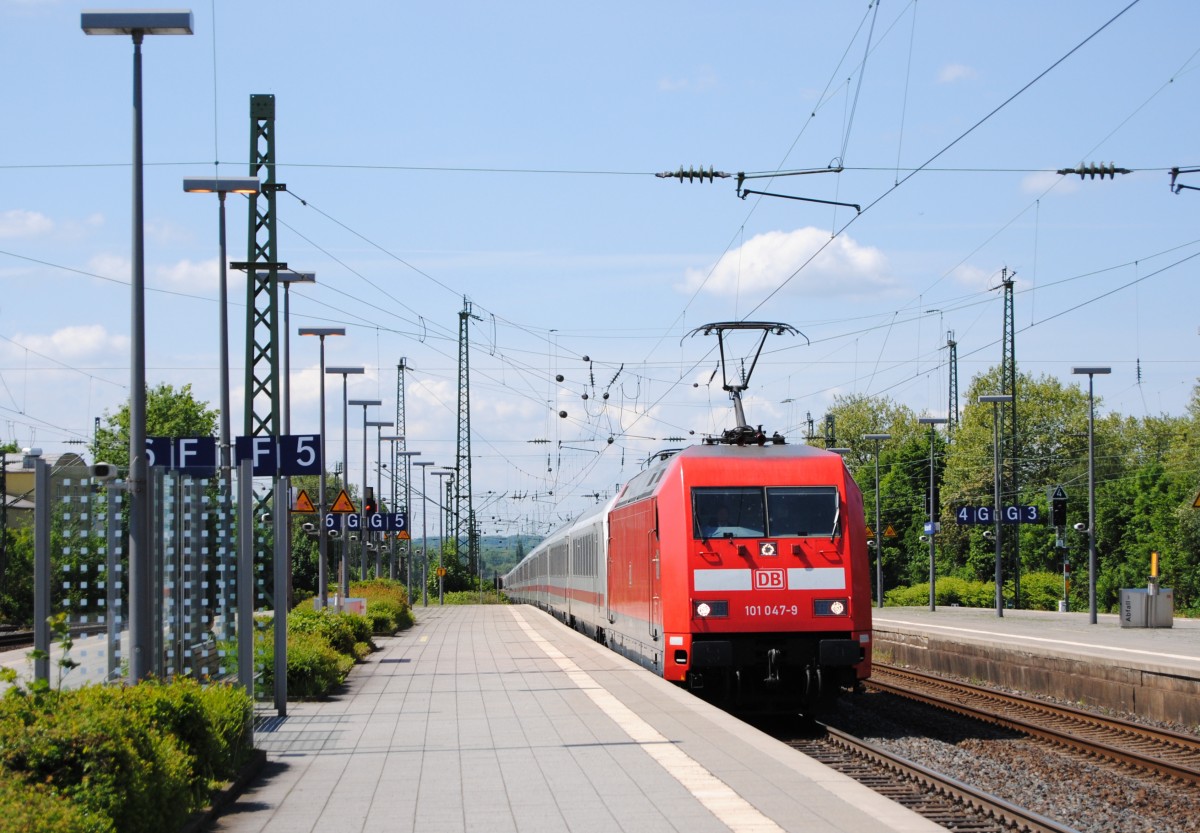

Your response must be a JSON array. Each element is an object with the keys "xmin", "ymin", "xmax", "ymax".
[
  {"xmin": 692, "ymin": 487, "xmax": 766, "ymax": 538},
  {"xmin": 766, "ymin": 486, "xmax": 839, "ymax": 537}
]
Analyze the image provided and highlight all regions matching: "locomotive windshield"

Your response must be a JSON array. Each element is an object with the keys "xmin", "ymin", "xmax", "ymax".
[
  {"xmin": 693, "ymin": 488, "xmax": 765, "ymax": 538},
  {"xmin": 693, "ymin": 486, "xmax": 839, "ymax": 539}
]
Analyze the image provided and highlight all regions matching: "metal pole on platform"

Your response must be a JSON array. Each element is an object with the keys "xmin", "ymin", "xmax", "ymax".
[
  {"xmin": 918, "ymin": 417, "xmax": 947, "ymax": 611},
  {"xmin": 863, "ymin": 433, "xmax": 890, "ymax": 608},
  {"xmin": 1073, "ymin": 367, "xmax": 1110, "ymax": 625},
  {"xmin": 980, "ymin": 395, "xmax": 1012, "ymax": 618},
  {"xmin": 414, "ymin": 461, "xmax": 435, "ymax": 606}
]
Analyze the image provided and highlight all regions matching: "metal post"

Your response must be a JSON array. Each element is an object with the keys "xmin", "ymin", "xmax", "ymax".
[
  {"xmin": 414, "ymin": 461, "xmax": 435, "ymax": 606},
  {"xmin": 864, "ymin": 433, "xmax": 890, "ymax": 608},
  {"xmin": 33, "ymin": 455, "xmax": 50, "ymax": 684},
  {"xmin": 993, "ymin": 404, "xmax": 1004, "ymax": 616},
  {"xmin": 980, "ymin": 395, "xmax": 1012, "ymax": 617},
  {"xmin": 237, "ymin": 459, "xmax": 254, "ymax": 700},
  {"xmin": 1087, "ymin": 376, "xmax": 1097, "ymax": 623},
  {"xmin": 83, "ymin": 1, "xmax": 194, "ymax": 689},
  {"xmin": 918, "ymin": 417, "xmax": 947, "ymax": 611},
  {"xmin": 127, "ymin": 30, "xmax": 151, "ymax": 684},
  {"xmin": 1073, "ymin": 367, "xmax": 1110, "ymax": 624},
  {"xmin": 273, "ymin": 486, "xmax": 288, "ymax": 714}
]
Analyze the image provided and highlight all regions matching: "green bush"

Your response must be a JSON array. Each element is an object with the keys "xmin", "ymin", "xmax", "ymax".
[
  {"xmin": 0, "ymin": 687, "xmax": 193, "ymax": 833},
  {"xmin": 440, "ymin": 589, "xmax": 508, "ymax": 605},
  {"xmin": 350, "ymin": 579, "xmax": 414, "ymax": 633},
  {"xmin": 885, "ymin": 577, "xmax": 995, "ymax": 608},
  {"xmin": 0, "ymin": 774, "xmax": 113, "ymax": 833},
  {"xmin": 1015, "ymin": 571, "xmax": 1069, "ymax": 611},
  {"xmin": 287, "ymin": 608, "xmax": 360, "ymax": 655},
  {"xmin": 257, "ymin": 628, "xmax": 354, "ymax": 700},
  {"xmin": 106, "ymin": 679, "xmax": 250, "ymax": 800}
]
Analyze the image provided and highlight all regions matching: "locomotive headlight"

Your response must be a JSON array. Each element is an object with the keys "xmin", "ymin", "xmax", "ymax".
[
  {"xmin": 693, "ymin": 600, "xmax": 728, "ymax": 618},
  {"xmin": 814, "ymin": 598, "xmax": 849, "ymax": 616}
]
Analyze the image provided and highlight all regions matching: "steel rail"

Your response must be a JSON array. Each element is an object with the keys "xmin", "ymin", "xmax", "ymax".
[{"xmin": 870, "ymin": 664, "xmax": 1200, "ymax": 786}]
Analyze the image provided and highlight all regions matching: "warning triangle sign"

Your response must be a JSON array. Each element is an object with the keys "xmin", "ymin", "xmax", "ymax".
[
  {"xmin": 396, "ymin": 530, "xmax": 411, "ymax": 539},
  {"xmin": 865, "ymin": 525, "xmax": 874, "ymax": 537},
  {"xmin": 292, "ymin": 489, "xmax": 316, "ymax": 513},
  {"xmin": 884, "ymin": 525, "xmax": 898, "ymax": 538},
  {"xmin": 1193, "ymin": 492, "xmax": 1200, "ymax": 509},
  {"xmin": 330, "ymin": 489, "xmax": 357, "ymax": 513}
]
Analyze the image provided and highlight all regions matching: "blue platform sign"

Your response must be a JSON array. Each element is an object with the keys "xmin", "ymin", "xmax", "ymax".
[
  {"xmin": 235, "ymin": 434, "xmax": 321, "ymax": 476},
  {"xmin": 147, "ymin": 436, "xmax": 217, "ymax": 475},
  {"xmin": 954, "ymin": 505, "xmax": 1040, "ymax": 525},
  {"xmin": 325, "ymin": 511, "xmax": 407, "ymax": 532}
]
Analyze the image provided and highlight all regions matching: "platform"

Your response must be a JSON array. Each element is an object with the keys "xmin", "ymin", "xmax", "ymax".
[
  {"xmin": 874, "ymin": 606, "xmax": 1200, "ymax": 726},
  {"xmin": 208, "ymin": 605, "xmax": 941, "ymax": 833}
]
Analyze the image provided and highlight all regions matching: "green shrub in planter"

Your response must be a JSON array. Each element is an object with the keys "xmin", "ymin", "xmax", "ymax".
[
  {"xmin": 287, "ymin": 608, "xmax": 358, "ymax": 655},
  {"xmin": 113, "ymin": 679, "xmax": 251, "ymax": 795},
  {"xmin": 0, "ymin": 688, "xmax": 193, "ymax": 833},
  {"xmin": 0, "ymin": 774, "xmax": 113, "ymax": 833},
  {"xmin": 258, "ymin": 629, "xmax": 353, "ymax": 699},
  {"xmin": 365, "ymin": 600, "xmax": 400, "ymax": 634}
]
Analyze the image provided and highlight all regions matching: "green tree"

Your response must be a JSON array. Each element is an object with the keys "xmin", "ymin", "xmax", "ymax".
[{"xmin": 91, "ymin": 383, "xmax": 219, "ymax": 470}]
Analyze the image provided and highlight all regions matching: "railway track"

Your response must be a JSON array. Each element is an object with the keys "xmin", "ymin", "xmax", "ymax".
[
  {"xmin": 0, "ymin": 630, "xmax": 33, "ymax": 651},
  {"xmin": 868, "ymin": 664, "xmax": 1200, "ymax": 787},
  {"xmin": 786, "ymin": 724, "xmax": 1079, "ymax": 833}
]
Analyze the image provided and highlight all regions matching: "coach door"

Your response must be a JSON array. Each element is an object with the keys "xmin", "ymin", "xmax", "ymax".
[{"xmin": 648, "ymin": 501, "xmax": 661, "ymax": 642}]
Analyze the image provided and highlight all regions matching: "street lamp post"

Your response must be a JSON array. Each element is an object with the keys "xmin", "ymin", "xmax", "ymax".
[
  {"xmin": 366, "ymin": 419, "xmax": 393, "ymax": 578},
  {"xmin": 276, "ymin": 272, "xmax": 315, "ymax": 434},
  {"xmin": 348, "ymin": 399, "xmax": 382, "ymax": 582},
  {"xmin": 863, "ymin": 433, "xmax": 891, "ymax": 608},
  {"xmin": 918, "ymin": 417, "xmax": 948, "ymax": 612},
  {"xmin": 83, "ymin": 9, "xmax": 194, "ymax": 683},
  {"xmin": 180, "ymin": 177, "xmax": 259, "ymax": 490},
  {"xmin": 326, "ymin": 367, "xmax": 364, "ymax": 598},
  {"xmin": 1073, "ymin": 366, "xmax": 1111, "ymax": 624},
  {"xmin": 414, "ymin": 461, "xmax": 436, "ymax": 606},
  {"xmin": 384, "ymin": 442, "xmax": 420, "ymax": 583},
  {"xmin": 299, "ymin": 328, "xmax": 344, "ymax": 608},
  {"xmin": 433, "ymin": 469, "xmax": 454, "ymax": 605},
  {"xmin": 980, "ymin": 395, "xmax": 1014, "ymax": 618}
]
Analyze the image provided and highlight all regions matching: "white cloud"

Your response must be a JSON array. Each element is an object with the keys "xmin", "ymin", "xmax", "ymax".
[
  {"xmin": 156, "ymin": 258, "xmax": 220, "ymax": 292},
  {"xmin": 679, "ymin": 227, "xmax": 896, "ymax": 299},
  {"xmin": 949, "ymin": 264, "xmax": 991, "ymax": 290},
  {"xmin": 1020, "ymin": 170, "xmax": 1080, "ymax": 196},
  {"xmin": 937, "ymin": 63, "xmax": 977, "ymax": 84},
  {"xmin": 88, "ymin": 253, "xmax": 130, "ymax": 283},
  {"xmin": 0, "ymin": 209, "xmax": 53, "ymax": 239},
  {"xmin": 9, "ymin": 324, "xmax": 128, "ymax": 362}
]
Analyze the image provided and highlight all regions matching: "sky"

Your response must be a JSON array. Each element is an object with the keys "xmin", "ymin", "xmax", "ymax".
[{"xmin": 2, "ymin": 1, "xmax": 1199, "ymax": 537}]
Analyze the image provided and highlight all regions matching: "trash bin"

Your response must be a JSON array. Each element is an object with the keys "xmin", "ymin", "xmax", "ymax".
[{"xmin": 1119, "ymin": 586, "xmax": 1174, "ymax": 628}]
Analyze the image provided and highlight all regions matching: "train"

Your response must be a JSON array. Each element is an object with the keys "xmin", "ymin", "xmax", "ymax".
[{"xmin": 502, "ymin": 436, "xmax": 873, "ymax": 713}]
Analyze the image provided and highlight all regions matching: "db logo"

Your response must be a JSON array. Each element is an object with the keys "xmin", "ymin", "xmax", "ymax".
[{"xmin": 754, "ymin": 569, "xmax": 785, "ymax": 590}]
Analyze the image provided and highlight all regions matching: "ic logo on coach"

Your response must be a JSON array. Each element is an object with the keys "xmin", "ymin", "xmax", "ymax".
[{"xmin": 754, "ymin": 569, "xmax": 785, "ymax": 590}]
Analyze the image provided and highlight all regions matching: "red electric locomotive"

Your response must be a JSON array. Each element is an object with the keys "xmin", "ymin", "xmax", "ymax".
[
  {"xmin": 503, "ymin": 321, "xmax": 872, "ymax": 712},
  {"xmin": 502, "ymin": 438, "xmax": 872, "ymax": 712}
]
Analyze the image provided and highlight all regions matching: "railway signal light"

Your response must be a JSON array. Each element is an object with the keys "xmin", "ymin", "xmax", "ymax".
[{"xmin": 364, "ymin": 487, "xmax": 377, "ymax": 515}]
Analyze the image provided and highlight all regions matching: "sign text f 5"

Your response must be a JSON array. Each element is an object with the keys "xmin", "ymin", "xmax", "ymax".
[{"xmin": 234, "ymin": 434, "xmax": 322, "ymax": 477}]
